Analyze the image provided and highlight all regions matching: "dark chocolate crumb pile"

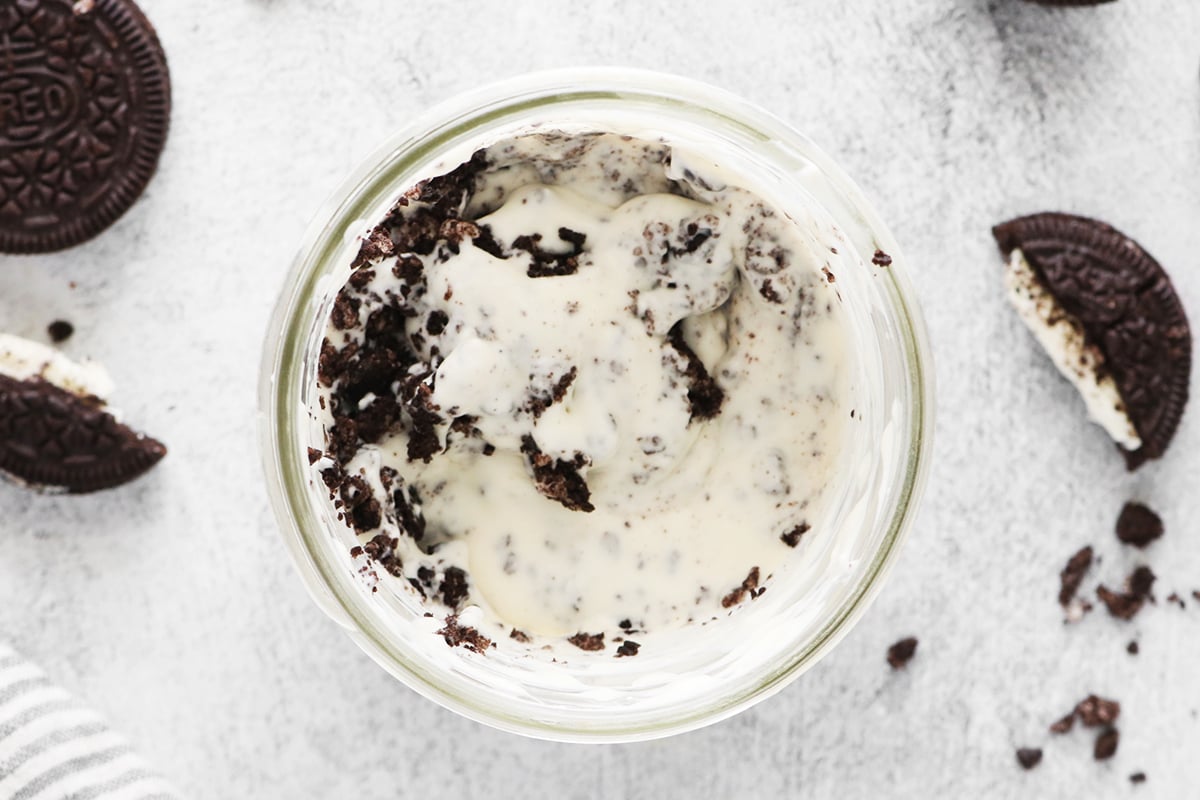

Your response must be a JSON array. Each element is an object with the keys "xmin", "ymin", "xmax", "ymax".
[
  {"xmin": 721, "ymin": 567, "xmax": 762, "ymax": 608},
  {"xmin": 886, "ymin": 637, "xmax": 919, "ymax": 669},
  {"xmin": 1049, "ymin": 694, "xmax": 1121, "ymax": 761}
]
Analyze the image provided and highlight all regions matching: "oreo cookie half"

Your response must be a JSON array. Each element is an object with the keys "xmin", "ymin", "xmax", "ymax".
[
  {"xmin": 0, "ymin": 335, "xmax": 165, "ymax": 492},
  {"xmin": 993, "ymin": 212, "xmax": 1191, "ymax": 469},
  {"xmin": 0, "ymin": 0, "xmax": 171, "ymax": 253}
]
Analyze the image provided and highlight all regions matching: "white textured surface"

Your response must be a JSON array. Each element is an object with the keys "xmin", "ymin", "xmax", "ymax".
[{"xmin": 1, "ymin": 1, "xmax": 1199, "ymax": 797}]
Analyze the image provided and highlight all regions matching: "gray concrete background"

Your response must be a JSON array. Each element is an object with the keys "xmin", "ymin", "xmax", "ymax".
[{"xmin": 2, "ymin": 0, "xmax": 1199, "ymax": 797}]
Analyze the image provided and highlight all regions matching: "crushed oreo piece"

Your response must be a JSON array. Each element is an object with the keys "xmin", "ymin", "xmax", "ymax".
[
  {"xmin": 1016, "ymin": 748, "xmax": 1043, "ymax": 770},
  {"xmin": 872, "ymin": 249, "xmax": 893, "ymax": 267},
  {"xmin": 1126, "ymin": 641, "xmax": 1139, "ymax": 655},
  {"xmin": 780, "ymin": 522, "xmax": 811, "ymax": 548},
  {"xmin": 1116, "ymin": 502, "xmax": 1164, "ymax": 548},
  {"xmin": 1050, "ymin": 713, "xmax": 1075, "ymax": 735},
  {"xmin": 886, "ymin": 637, "xmax": 919, "ymax": 669},
  {"xmin": 47, "ymin": 321, "xmax": 74, "ymax": 343},
  {"xmin": 0, "ymin": 375, "xmax": 166, "ymax": 493},
  {"xmin": 1094, "ymin": 728, "xmax": 1119, "ymax": 761},
  {"xmin": 509, "ymin": 629, "xmax": 531, "ymax": 643},
  {"xmin": 437, "ymin": 615, "xmax": 492, "ymax": 654},
  {"xmin": 1075, "ymin": 695, "xmax": 1121, "ymax": 728},
  {"xmin": 993, "ymin": 212, "xmax": 1191, "ymax": 469},
  {"xmin": 1130, "ymin": 772, "xmax": 1146, "ymax": 784},
  {"xmin": 567, "ymin": 632, "xmax": 605, "ymax": 652},
  {"xmin": 667, "ymin": 323, "xmax": 725, "ymax": 421},
  {"xmin": 523, "ymin": 367, "xmax": 577, "ymax": 419},
  {"xmin": 1167, "ymin": 592, "xmax": 1185, "ymax": 609},
  {"xmin": 1059, "ymin": 546, "xmax": 1093, "ymax": 607},
  {"xmin": 439, "ymin": 566, "xmax": 469, "ymax": 608},
  {"xmin": 615, "ymin": 640, "xmax": 641, "ymax": 658},
  {"xmin": 519, "ymin": 435, "xmax": 594, "ymax": 512},
  {"xmin": 721, "ymin": 567, "xmax": 761, "ymax": 608}
]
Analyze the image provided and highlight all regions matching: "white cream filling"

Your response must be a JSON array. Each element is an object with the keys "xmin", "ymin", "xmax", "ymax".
[
  {"xmin": 1003, "ymin": 249, "xmax": 1141, "ymax": 450},
  {"xmin": 0, "ymin": 333, "xmax": 114, "ymax": 400}
]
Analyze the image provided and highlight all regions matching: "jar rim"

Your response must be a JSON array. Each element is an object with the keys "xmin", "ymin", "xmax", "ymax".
[{"xmin": 259, "ymin": 67, "xmax": 936, "ymax": 742}]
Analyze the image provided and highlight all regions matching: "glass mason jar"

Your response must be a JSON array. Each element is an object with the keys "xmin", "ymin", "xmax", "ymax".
[{"xmin": 259, "ymin": 68, "xmax": 934, "ymax": 742}]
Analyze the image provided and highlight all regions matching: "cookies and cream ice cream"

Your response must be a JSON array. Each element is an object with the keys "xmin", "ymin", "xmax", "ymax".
[{"xmin": 309, "ymin": 131, "xmax": 857, "ymax": 655}]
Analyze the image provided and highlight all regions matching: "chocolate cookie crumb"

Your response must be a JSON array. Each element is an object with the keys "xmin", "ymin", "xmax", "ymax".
[
  {"xmin": 519, "ymin": 435, "xmax": 594, "ymax": 512},
  {"xmin": 1094, "ymin": 728, "xmax": 1119, "ymax": 760},
  {"xmin": 1097, "ymin": 566, "xmax": 1155, "ymax": 620},
  {"xmin": 1127, "ymin": 641, "xmax": 1139, "ymax": 655},
  {"xmin": 47, "ymin": 321, "xmax": 74, "ymax": 343},
  {"xmin": 1059, "ymin": 546, "xmax": 1093, "ymax": 607},
  {"xmin": 615, "ymin": 640, "xmax": 641, "ymax": 657},
  {"xmin": 1116, "ymin": 502, "xmax": 1164, "ymax": 548},
  {"xmin": 1076, "ymin": 695, "xmax": 1121, "ymax": 727},
  {"xmin": 667, "ymin": 323, "xmax": 725, "ymax": 421},
  {"xmin": 437, "ymin": 615, "xmax": 492, "ymax": 654},
  {"xmin": 872, "ymin": 250, "xmax": 893, "ymax": 267},
  {"xmin": 886, "ymin": 637, "xmax": 918, "ymax": 669},
  {"xmin": 1050, "ymin": 713, "xmax": 1075, "ymax": 735},
  {"xmin": 439, "ymin": 566, "xmax": 470, "ymax": 608},
  {"xmin": 721, "ymin": 567, "xmax": 761, "ymax": 608},
  {"xmin": 509, "ymin": 629, "xmax": 531, "ymax": 643},
  {"xmin": 307, "ymin": 447, "xmax": 322, "ymax": 465},
  {"xmin": 567, "ymin": 632, "xmax": 605, "ymax": 652},
  {"xmin": 781, "ymin": 522, "xmax": 811, "ymax": 548},
  {"xmin": 1130, "ymin": 772, "xmax": 1147, "ymax": 784},
  {"xmin": 1016, "ymin": 748, "xmax": 1043, "ymax": 770}
]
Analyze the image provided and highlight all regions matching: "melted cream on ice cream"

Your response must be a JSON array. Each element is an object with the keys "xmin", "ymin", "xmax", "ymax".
[{"xmin": 312, "ymin": 132, "xmax": 855, "ymax": 647}]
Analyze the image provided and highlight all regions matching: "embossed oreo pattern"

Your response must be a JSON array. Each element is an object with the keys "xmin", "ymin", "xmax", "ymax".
[
  {"xmin": 993, "ymin": 212, "xmax": 1192, "ymax": 469},
  {"xmin": 0, "ymin": 374, "xmax": 166, "ymax": 492},
  {"xmin": 0, "ymin": 0, "xmax": 170, "ymax": 253}
]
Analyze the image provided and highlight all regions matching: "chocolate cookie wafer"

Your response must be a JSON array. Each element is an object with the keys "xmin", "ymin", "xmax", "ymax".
[
  {"xmin": 0, "ymin": 0, "xmax": 171, "ymax": 253},
  {"xmin": 993, "ymin": 212, "xmax": 1191, "ymax": 469}
]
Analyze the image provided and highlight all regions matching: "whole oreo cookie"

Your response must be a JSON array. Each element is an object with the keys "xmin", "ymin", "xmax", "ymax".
[
  {"xmin": 993, "ymin": 212, "xmax": 1191, "ymax": 469},
  {"xmin": 0, "ymin": 0, "xmax": 170, "ymax": 253},
  {"xmin": 0, "ymin": 373, "xmax": 165, "ymax": 492}
]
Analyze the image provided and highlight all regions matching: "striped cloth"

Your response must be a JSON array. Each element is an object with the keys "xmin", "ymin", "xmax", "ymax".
[{"xmin": 0, "ymin": 644, "xmax": 179, "ymax": 800}]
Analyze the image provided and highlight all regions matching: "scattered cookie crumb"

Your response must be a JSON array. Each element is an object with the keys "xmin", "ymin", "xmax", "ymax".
[
  {"xmin": 1126, "ymin": 641, "xmax": 1139, "ymax": 655},
  {"xmin": 615, "ymin": 640, "xmax": 641, "ymax": 657},
  {"xmin": 1059, "ymin": 546, "xmax": 1093, "ymax": 608},
  {"xmin": 886, "ymin": 637, "xmax": 918, "ymax": 669},
  {"xmin": 47, "ymin": 320, "xmax": 74, "ymax": 343},
  {"xmin": 1116, "ymin": 502, "xmax": 1164, "ymax": 548},
  {"xmin": 1016, "ymin": 748, "xmax": 1042, "ymax": 770},
  {"xmin": 1130, "ymin": 772, "xmax": 1147, "ymax": 784},
  {"xmin": 1094, "ymin": 728, "xmax": 1119, "ymax": 761},
  {"xmin": 567, "ymin": 632, "xmax": 605, "ymax": 652}
]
